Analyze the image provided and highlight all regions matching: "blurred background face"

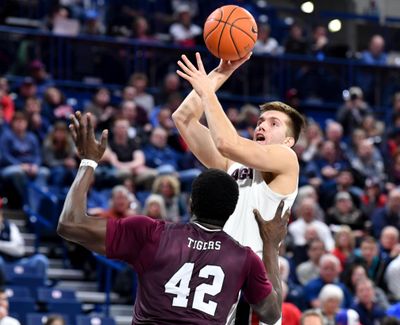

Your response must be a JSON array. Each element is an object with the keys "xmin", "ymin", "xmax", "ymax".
[
  {"xmin": 113, "ymin": 119, "xmax": 129, "ymax": 138},
  {"xmin": 159, "ymin": 179, "xmax": 174, "ymax": 198},
  {"xmin": 111, "ymin": 191, "xmax": 130, "ymax": 214},
  {"xmin": 380, "ymin": 228, "xmax": 399, "ymax": 250},
  {"xmin": 322, "ymin": 297, "xmax": 341, "ymax": 316},
  {"xmin": 351, "ymin": 266, "xmax": 367, "ymax": 286},
  {"xmin": 95, "ymin": 88, "xmax": 110, "ymax": 106},
  {"xmin": 388, "ymin": 190, "xmax": 400, "ymax": 212},
  {"xmin": 299, "ymin": 198, "xmax": 316, "ymax": 222},
  {"xmin": 360, "ymin": 241, "xmax": 377, "ymax": 263},
  {"xmin": 320, "ymin": 260, "xmax": 339, "ymax": 282},
  {"xmin": 337, "ymin": 232, "xmax": 351, "ymax": 249},
  {"xmin": 147, "ymin": 202, "xmax": 162, "ymax": 219},
  {"xmin": 308, "ymin": 241, "xmax": 325, "ymax": 261},
  {"xmin": 336, "ymin": 197, "xmax": 353, "ymax": 213},
  {"xmin": 150, "ymin": 128, "xmax": 168, "ymax": 148},
  {"xmin": 356, "ymin": 281, "xmax": 374, "ymax": 304}
]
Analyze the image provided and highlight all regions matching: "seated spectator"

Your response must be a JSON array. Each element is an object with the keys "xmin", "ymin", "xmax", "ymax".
[
  {"xmin": 0, "ymin": 287, "xmax": 21, "ymax": 325},
  {"xmin": 14, "ymin": 77, "xmax": 38, "ymax": 111},
  {"xmin": 309, "ymin": 24, "xmax": 330, "ymax": 58},
  {"xmin": 142, "ymin": 194, "xmax": 167, "ymax": 220},
  {"xmin": 28, "ymin": 60, "xmax": 53, "ymax": 97},
  {"xmin": 0, "ymin": 77, "xmax": 14, "ymax": 124},
  {"xmin": 296, "ymin": 239, "xmax": 326, "ymax": 286},
  {"xmin": 281, "ymin": 281, "xmax": 302, "ymax": 325},
  {"xmin": 360, "ymin": 177, "xmax": 387, "ymax": 218},
  {"xmin": 351, "ymin": 279, "xmax": 387, "ymax": 325},
  {"xmin": 317, "ymin": 284, "xmax": 349, "ymax": 324},
  {"xmin": 371, "ymin": 188, "xmax": 400, "ymax": 238},
  {"xmin": 301, "ymin": 309, "xmax": 324, "ymax": 325},
  {"xmin": 100, "ymin": 117, "xmax": 157, "ymax": 190},
  {"xmin": 304, "ymin": 254, "xmax": 353, "ymax": 309},
  {"xmin": 349, "ymin": 138, "xmax": 385, "ymax": 184},
  {"xmin": 284, "ymin": 22, "xmax": 307, "ymax": 55},
  {"xmin": 331, "ymin": 226, "xmax": 355, "ymax": 269},
  {"xmin": 324, "ymin": 121, "xmax": 348, "ymax": 161},
  {"xmin": 293, "ymin": 185, "xmax": 324, "ymax": 221},
  {"xmin": 253, "ymin": 24, "xmax": 280, "ymax": 55},
  {"xmin": 326, "ymin": 191, "xmax": 366, "ymax": 232},
  {"xmin": 169, "ymin": 4, "xmax": 202, "ymax": 47},
  {"xmin": 42, "ymin": 121, "xmax": 77, "ymax": 188},
  {"xmin": 385, "ymin": 254, "xmax": 400, "ymax": 301},
  {"xmin": 156, "ymin": 72, "xmax": 182, "ymax": 106},
  {"xmin": 361, "ymin": 114, "xmax": 384, "ymax": 140},
  {"xmin": 289, "ymin": 197, "xmax": 334, "ymax": 253},
  {"xmin": 379, "ymin": 226, "xmax": 400, "ymax": 261},
  {"xmin": 336, "ymin": 87, "xmax": 371, "ymax": 137},
  {"xmin": 0, "ymin": 206, "xmax": 48, "ymax": 283},
  {"xmin": 346, "ymin": 236, "xmax": 388, "ymax": 289},
  {"xmin": 119, "ymin": 99, "xmax": 149, "ymax": 143},
  {"xmin": 361, "ymin": 34, "xmax": 388, "ymax": 65},
  {"xmin": 143, "ymin": 127, "xmax": 201, "ymax": 189},
  {"xmin": 152, "ymin": 175, "xmax": 188, "ymax": 223},
  {"xmin": 0, "ymin": 112, "xmax": 49, "ymax": 208},
  {"xmin": 128, "ymin": 73, "xmax": 155, "ymax": 115},
  {"xmin": 42, "ymin": 87, "xmax": 74, "ymax": 123},
  {"xmin": 131, "ymin": 16, "xmax": 153, "ymax": 41},
  {"xmin": 81, "ymin": 9, "xmax": 105, "ymax": 35},
  {"xmin": 342, "ymin": 264, "xmax": 390, "ymax": 310},
  {"xmin": 84, "ymin": 87, "xmax": 115, "ymax": 130},
  {"xmin": 24, "ymin": 97, "xmax": 50, "ymax": 142}
]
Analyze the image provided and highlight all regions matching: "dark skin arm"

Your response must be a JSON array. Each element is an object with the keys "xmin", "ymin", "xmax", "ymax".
[
  {"xmin": 57, "ymin": 111, "xmax": 108, "ymax": 255},
  {"xmin": 250, "ymin": 201, "xmax": 289, "ymax": 324}
]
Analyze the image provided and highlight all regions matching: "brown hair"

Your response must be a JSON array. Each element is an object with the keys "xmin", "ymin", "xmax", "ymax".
[{"xmin": 259, "ymin": 101, "xmax": 305, "ymax": 144}]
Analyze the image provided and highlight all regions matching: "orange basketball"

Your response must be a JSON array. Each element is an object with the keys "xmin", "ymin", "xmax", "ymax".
[{"xmin": 203, "ymin": 5, "xmax": 257, "ymax": 61}]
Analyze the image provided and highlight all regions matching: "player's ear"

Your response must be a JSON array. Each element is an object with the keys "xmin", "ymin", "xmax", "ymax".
[{"xmin": 284, "ymin": 136, "xmax": 295, "ymax": 147}]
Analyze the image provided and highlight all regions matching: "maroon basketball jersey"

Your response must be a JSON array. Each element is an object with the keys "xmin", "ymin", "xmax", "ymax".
[{"xmin": 106, "ymin": 216, "xmax": 271, "ymax": 324}]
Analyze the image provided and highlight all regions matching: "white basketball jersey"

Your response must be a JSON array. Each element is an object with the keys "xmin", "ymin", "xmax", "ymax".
[{"xmin": 224, "ymin": 163, "xmax": 298, "ymax": 325}]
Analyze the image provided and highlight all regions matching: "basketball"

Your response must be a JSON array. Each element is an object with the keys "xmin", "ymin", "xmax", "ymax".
[{"xmin": 203, "ymin": 5, "xmax": 258, "ymax": 61}]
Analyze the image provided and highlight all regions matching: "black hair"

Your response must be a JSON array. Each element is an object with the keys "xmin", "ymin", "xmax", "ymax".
[{"xmin": 191, "ymin": 169, "xmax": 239, "ymax": 227}]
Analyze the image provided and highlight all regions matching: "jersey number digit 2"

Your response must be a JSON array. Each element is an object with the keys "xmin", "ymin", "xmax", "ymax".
[{"xmin": 164, "ymin": 262, "xmax": 225, "ymax": 316}]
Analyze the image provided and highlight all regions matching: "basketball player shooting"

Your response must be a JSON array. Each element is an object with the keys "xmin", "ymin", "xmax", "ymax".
[
  {"xmin": 173, "ymin": 52, "xmax": 305, "ymax": 324},
  {"xmin": 58, "ymin": 111, "xmax": 289, "ymax": 324}
]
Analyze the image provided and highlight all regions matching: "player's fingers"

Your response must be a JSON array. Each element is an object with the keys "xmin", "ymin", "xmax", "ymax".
[
  {"xmin": 75, "ymin": 111, "xmax": 85, "ymax": 134},
  {"xmin": 100, "ymin": 129, "xmax": 108, "ymax": 151},
  {"xmin": 282, "ymin": 208, "xmax": 290, "ymax": 226},
  {"xmin": 176, "ymin": 69, "xmax": 192, "ymax": 81},
  {"xmin": 70, "ymin": 113, "xmax": 79, "ymax": 131},
  {"xmin": 177, "ymin": 60, "xmax": 193, "ymax": 75},
  {"xmin": 274, "ymin": 200, "xmax": 285, "ymax": 220},
  {"xmin": 195, "ymin": 52, "xmax": 205, "ymax": 73},
  {"xmin": 253, "ymin": 208, "xmax": 263, "ymax": 227},
  {"xmin": 86, "ymin": 113, "xmax": 95, "ymax": 139},
  {"xmin": 181, "ymin": 54, "xmax": 197, "ymax": 71},
  {"xmin": 69, "ymin": 124, "xmax": 77, "ymax": 142}
]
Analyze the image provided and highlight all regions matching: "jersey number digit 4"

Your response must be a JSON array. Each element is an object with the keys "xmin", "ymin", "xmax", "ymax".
[{"xmin": 164, "ymin": 262, "xmax": 225, "ymax": 316}]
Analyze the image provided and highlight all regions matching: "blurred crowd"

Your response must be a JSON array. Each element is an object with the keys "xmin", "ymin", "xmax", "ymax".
[{"xmin": 0, "ymin": 1, "xmax": 398, "ymax": 324}]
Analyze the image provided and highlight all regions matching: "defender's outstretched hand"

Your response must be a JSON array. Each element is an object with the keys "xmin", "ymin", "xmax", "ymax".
[
  {"xmin": 69, "ymin": 111, "xmax": 108, "ymax": 162},
  {"xmin": 253, "ymin": 201, "xmax": 290, "ymax": 248},
  {"xmin": 177, "ymin": 52, "xmax": 215, "ymax": 97}
]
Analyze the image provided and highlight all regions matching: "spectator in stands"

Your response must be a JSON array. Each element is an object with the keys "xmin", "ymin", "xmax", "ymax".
[
  {"xmin": 169, "ymin": 4, "xmax": 202, "ymax": 47},
  {"xmin": 385, "ymin": 254, "xmax": 400, "ymax": 301},
  {"xmin": 0, "ymin": 77, "xmax": 14, "ymax": 124},
  {"xmin": 101, "ymin": 117, "xmax": 156, "ymax": 190},
  {"xmin": 317, "ymin": 284, "xmax": 349, "ymax": 324},
  {"xmin": 379, "ymin": 226, "xmax": 400, "ymax": 261},
  {"xmin": 293, "ymin": 185, "xmax": 324, "ymax": 221},
  {"xmin": 361, "ymin": 114, "xmax": 384, "ymax": 140},
  {"xmin": 28, "ymin": 60, "xmax": 52, "ymax": 96},
  {"xmin": 24, "ymin": 96, "xmax": 50, "ymax": 142},
  {"xmin": 281, "ymin": 281, "xmax": 302, "ymax": 325},
  {"xmin": 119, "ymin": 99, "xmax": 149, "ymax": 143},
  {"xmin": 335, "ymin": 309, "xmax": 361, "ymax": 325},
  {"xmin": 349, "ymin": 138, "xmax": 385, "ymax": 183},
  {"xmin": 42, "ymin": 121, "xmax": 77, "ymax": 188},
  {"xmin": 388, "ymin": 92, "xmax": 400, "ymax": 130},
  {"xmin": 304, "ymin": 254, "xmax": 353, "ymax": 309},
  {"xmin": 156, "ymin": 72, "xmax": 182, "ymax": 106},
  {"xmin": 300, "ymin": 309, "xmax": 324, "ymax": 325},
  {"xmin": 361, "ymin": 34, "xmax": 388, "ymax": 65},
  {"xmin": 346, "ymin": 129, "xmax": 367, "ymax": 162},
  {"xmin": 324, "ymin": 121, "xmax": 348, "ymax": 161},
  {"xmin": 284, "ymin": 23, "xmax": 307, "ymax": 55},
  {"xmin": 84, "ymin": 87, "xmax": 115, "ymax": 130},
  {"xmin": 371, "ymin": 188, "xmax": 400, "ymax": 238},
  {"xmin": 342, "ymin": 264, "xmax": 389, "ymax": 310},
  {"xmin": 0, "ymin": 112, "xmax": 49, "ymax": 208},
  {"xmin": 309, "ymin": 25, "xmax": 330, "ymax": 58},
  {"xmin": 152, "ymin": 175, "xmax": 188, "ymax": 223},
  {"xmin": 360, "ymin": 177, "xmax": 387, "ymax": 218},
  {"xmin": 331, "ymin": 226, "xmax": 355, "ymax": 269},
  {"xmin": 296, "ymin": 239, "xmax": 326, "ymax": 285},
  {"xmin": 14, "ymin": 77, "xmax": 38, "ymax": 111},
  {"xmin": 42, "ymin": 87, "xmax": 74, "ymax": 123},
  {"xmin": 131, "ymin": 16, "xmax": 153, "ymax": 41},
  {"xmin": 288, "ymin": 197, "xmax": 334, "ymax": 257},
  {"xmin": 142, "ymin": 194, "xmax": 167, "ymax": 220},
  {"xmin": 253, "ymin": 24, "xmax": 281, "ymax": 55},
  {"xmin": 81, "ymin": 9, "xmax": 105, "ymax": 35},
  {"xmin": 351, "ymin": 279, "xmax": 387, "ymax": 325},
  {"xmin": 44, "ymin": 315, "xmax": 65, "ymax": 325},
  {"xmin": 346, "ymin": 236, "xmax": 388, "ymax": 288},
  {"xmin": 128, "ymin": 73, "xmax": 155, "ymax": 114},
  {"xmin": 0, "ymin": 205, "xmax": 49, "ymax": 283},
  {"xmin": 387, "ymin": 150, "xmax": 400, "ymax": 190},
  {"xmin": 326, "ymin": 191, "xmax": 366, "ymax": 232},
  {"xmin": 143, "ymin": 127, "xmax": 201, "ymax": 188},
  {"xmin": 0, "ymin": 288, "xmax": 20, "ymax": 325},
  {"xmin": 336, "ymin": 87, "xmax": 371, "ymax": 137}
]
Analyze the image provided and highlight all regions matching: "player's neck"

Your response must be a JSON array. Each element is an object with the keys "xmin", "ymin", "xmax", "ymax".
[{"xmin": 191, "ymin": 216, "xmax": 222, "ymax": 230}]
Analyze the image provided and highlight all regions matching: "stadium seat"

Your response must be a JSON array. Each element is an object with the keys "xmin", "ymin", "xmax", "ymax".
[
  {"xmin": 76, "ymin": 315, "xmax": 116, "ymax": 325},
  {"xmin": 8, "ymin": 297, "xmax": 37, "ymax": 324},
  {"xmin": 37, "ymin": 287, "xmax": 76, "ymax": 302},
  {"xmin": 27, "ymin": 313, "xmax": 70, "ymax": 325},
  {"xmin": 46, "ymin": 301, "xmax": 82, "ymax": 320},
  {"xmin": 5, "ymin": 285, "xmax": 32, "ymax": 299},
  {"xmin": 4, "ymin": 264, "xmax": 45, "ymax": 292}
]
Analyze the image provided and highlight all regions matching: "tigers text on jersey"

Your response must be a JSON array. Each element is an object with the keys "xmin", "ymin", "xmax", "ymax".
[{"xmin": 106, "ymin": 216, "xmax": 272, "ymax": 325}]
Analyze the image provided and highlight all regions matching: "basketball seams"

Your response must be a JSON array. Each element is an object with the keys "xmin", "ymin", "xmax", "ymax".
[
  {"xmin": 229, "ymin": 25, "xmax": 241, "ymax": 59},
  {"xmin": 217, "ymin": 6, "xmax": 239, "ymax": 59},
  {"xmin": 206, "ymin": 18, "xmax": 257, "ymax": 43},
  {"xmin": 204, "ymin": 8, "xmax": 223, "ymax": 41}
]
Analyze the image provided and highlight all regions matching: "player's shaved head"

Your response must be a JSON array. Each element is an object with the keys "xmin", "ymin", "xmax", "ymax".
[{"xmin": 191, "ymin": 169, "xmax": 239, "ymax": 227}]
